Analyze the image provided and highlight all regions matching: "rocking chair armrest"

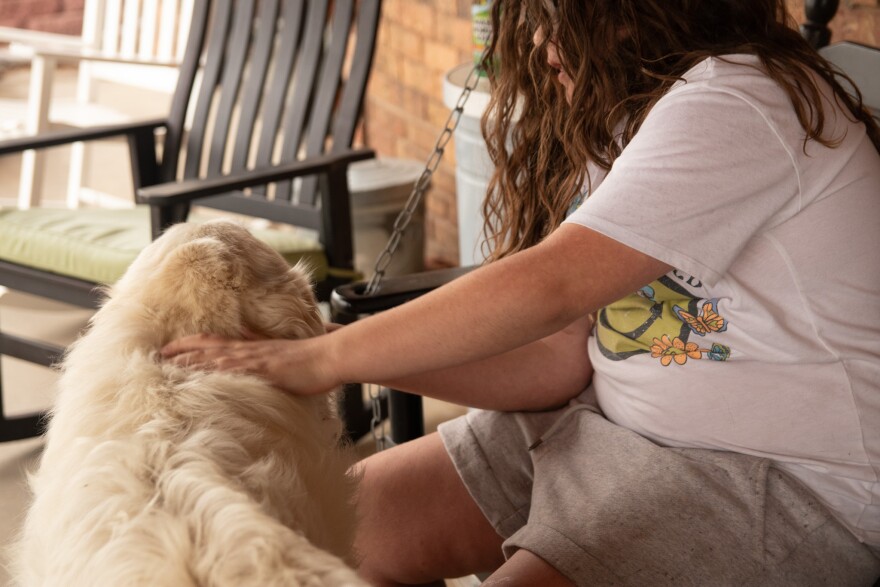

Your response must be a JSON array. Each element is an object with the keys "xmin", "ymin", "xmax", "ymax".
[
  {"xmin": 0, "ymin": 119, "xmax": 168, "ymax": 156},
  {"xmin": 330, "ymin": 266, "xmax": 479, "ymax": 317},
  {"xmin": 136, "ymin": 148, "xmax": 376, "ymax": 206},
  {"xmin": 0, "ymin": 27, "xmax": 83, "ymax": 50},
  {"xmin": 7, "ymin": 42, "xmax": 181, "ymax": 67}
]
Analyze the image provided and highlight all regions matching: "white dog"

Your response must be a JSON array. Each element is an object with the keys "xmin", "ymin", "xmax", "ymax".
[{"xmin": 12, "ymin": 221, "xmax": 367, "ymax": 586}]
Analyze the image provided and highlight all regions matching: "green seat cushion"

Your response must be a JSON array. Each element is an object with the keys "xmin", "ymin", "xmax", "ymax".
[{"xmin": 0, "ymin": 206, "xmax": 329, "ymax": 284}]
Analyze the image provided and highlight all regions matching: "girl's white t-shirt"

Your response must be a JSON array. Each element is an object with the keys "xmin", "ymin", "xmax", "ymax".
[{"xmin": 565, "ymin": 55, "xmax": 880, "ymax": 548}]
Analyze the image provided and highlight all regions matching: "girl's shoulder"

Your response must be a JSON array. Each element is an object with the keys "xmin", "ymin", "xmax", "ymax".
[
  {"xmin": 670, "ymin": 54, "xmax": 779, "ymax": 95},
  {"xmin": 661, "ymin": 54, "xmax": 807, "ymax": 132}
]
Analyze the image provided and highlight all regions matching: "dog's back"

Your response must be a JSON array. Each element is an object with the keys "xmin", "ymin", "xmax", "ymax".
[{"xmin": 12, "ymin": 222, "xmax": 365, "ymax": 586}]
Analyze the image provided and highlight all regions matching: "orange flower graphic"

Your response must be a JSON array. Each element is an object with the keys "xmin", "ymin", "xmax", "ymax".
[{"xmin": 650, "ymin": 334, "xmax": 702, "ymax": 366}]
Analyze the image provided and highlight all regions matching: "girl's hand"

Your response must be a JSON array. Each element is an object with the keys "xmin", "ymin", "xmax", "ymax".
[{"xmin": 160, "ymin": 334, "xmax": 341, "ymax": 396}]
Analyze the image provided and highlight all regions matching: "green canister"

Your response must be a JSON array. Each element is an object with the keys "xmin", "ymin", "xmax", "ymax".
[{"xmin": 472, "ymin": 1, "xmax": 492, "ymax": 76}]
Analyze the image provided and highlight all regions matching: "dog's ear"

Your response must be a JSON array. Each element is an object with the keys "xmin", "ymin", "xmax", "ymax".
[
  {"xmin": 285, "ymin": 262, "xmax": 326, "ymax": 335},
  {"xmin": 241, "ymin": 262, "xmax": 325, "ymax": 340}
]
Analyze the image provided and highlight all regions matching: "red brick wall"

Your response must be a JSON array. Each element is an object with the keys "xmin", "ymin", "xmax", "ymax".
[
  {"xmin": 0, "ymin": 0, "xmax": 85, "ymax": 36},
  {"xmin": 363, "ymin": 0, "xmax": 474, "ymax": 268},
  {"xmin": 2, "ymin": 0, "xmax": 878, "ymax": 267}
]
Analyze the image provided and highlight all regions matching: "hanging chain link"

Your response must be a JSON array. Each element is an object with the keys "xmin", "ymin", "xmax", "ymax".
[
  {"xmin": 364, "ymin": 64, "xmax": 483, "ymax": 296},
  {"xmin": 363, "ymin": 63, "xmax": 482, "ymax": 452},
  {"xmin": 367, "ymin": 382, "xmax": 389, "ymax": 451}
]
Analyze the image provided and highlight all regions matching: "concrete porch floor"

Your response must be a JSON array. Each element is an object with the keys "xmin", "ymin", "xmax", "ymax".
[{"xmin": 0, "ymin": 64, "xmax": 473, "ymax": 586}]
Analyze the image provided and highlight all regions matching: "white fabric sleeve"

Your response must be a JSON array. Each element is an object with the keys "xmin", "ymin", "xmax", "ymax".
[{"xmin": 564, "ymin": 84, "xmax": 800, "ymax": 286}]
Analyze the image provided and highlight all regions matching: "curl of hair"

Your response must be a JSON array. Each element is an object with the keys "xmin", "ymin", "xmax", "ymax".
[{"xmin": 480, "ymin": 0, "xmax": 880, "ymax": 261}]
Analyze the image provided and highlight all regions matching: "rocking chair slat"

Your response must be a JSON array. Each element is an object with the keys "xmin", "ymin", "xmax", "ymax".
[
  {"xmin": 230, "ymin": 0, "xmax": 282, "ymax": 174},
  {"xmin": 309, "ymin": 2, "xmax": 356, "ymax": 152},
  {"xmin": 297, "ymin": 0, "xmax": 355, "ymax": 206},
  {"xmin": 160, "ymin": 0, "xmax": 210, "ymax": 182},
  {"xmin": 184, "ymin": 0, "xmax": 233, "ymax": 180},
  {"xmin": 332, "ymin": 0, "xmax": 382, "ymax": 152},
  {"xmin": 252, "ymin": 0, "xmax": 306, "ymax": 172},
  {"xmin": 207, "ymin": 0, "xmax": 257, "ymax": 178},
  {"xmin": 274, "ymin": 0, "xmax": 329, "ymax": 202}
]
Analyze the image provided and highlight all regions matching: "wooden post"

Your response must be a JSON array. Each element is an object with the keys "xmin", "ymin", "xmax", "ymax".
[{"xmin": 800, "ymin": 0, "xmax": 839, "ymax": 49}]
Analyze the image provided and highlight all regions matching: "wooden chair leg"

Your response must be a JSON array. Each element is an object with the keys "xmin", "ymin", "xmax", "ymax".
[
  {"xmin": 0, "ymin": 350, "xmax": 46, "ymax": 442},
  {"xmin": 18, "ymin": 55, "xmax": 57, "ymax": 209},
  {"xmin": 66, "ymin": 141, "xmax": 87, "ymax": 209},
  {"xmin": 0, "ymin": 413, "xmax": 45, "ymax": 443},
  {"xmin": 388, "ymin": 389, "xmax": 423, "ymax": 445},
  {"xmin": 338, "ymin": 382, "xmax": 374, "ymax": 442},
  {"xmin": 0, "ymin": 332, "xmax": 62, "ymax": 442}
]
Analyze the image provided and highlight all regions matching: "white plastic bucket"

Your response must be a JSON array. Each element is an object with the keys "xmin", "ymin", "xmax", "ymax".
[{"xmin": 347, "ymin": 158, "xmax": 427, "ymax": 277}]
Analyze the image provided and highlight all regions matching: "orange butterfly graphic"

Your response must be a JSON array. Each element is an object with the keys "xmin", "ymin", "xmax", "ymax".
[{"xmin": 672, "ymin": 299, "xmax": 727, "ymax": 336}]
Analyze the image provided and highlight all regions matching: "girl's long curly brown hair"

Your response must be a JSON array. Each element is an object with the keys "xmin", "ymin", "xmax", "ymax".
[{"xmin": 480, "ymin": 0, "xmax": 880, "ymax": 261}]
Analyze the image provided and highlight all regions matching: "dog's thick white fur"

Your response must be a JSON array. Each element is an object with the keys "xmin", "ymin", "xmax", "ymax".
[{"xmin": 12, "ymin": 221, "xmax": 367, "ymax": 586}]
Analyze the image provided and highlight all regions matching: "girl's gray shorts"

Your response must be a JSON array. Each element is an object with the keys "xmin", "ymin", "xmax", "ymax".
[{"xmin": 437, "ymin": 395, "xmax": 880, "ymax": 586}]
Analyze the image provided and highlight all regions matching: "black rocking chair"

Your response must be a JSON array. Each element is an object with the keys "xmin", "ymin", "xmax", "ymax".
[{"xmin": 0, "ymin": 0, "xmax": 382, "ymax": 442}]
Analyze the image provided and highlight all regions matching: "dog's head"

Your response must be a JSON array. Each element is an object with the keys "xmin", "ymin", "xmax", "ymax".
[{"xmin": 107, "ymin": 221, "xmax": 324, "ymax": 346}]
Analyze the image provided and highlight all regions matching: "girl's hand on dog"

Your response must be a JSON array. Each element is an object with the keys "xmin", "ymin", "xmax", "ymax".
[{"xmin": 161, "ymin": 333, "xmax": 342, "ymax": 396}]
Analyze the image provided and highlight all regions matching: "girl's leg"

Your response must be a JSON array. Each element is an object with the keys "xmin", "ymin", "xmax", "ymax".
[
  {"xmin": 353, "ymin": 431, "xmax": 504, "ymax": 586},
  {"xmin": 483, "ymin": 550, "xmax": 575, "ymax": 586},
  {"xmin": 354, "ymin": 431, "xmax": 576, "ymax": 587}
]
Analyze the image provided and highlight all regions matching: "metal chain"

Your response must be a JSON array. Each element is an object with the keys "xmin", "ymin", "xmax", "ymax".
[
  {"xmin": 364, "ymin": 63, "xmax": 483, "ymax": 296},
  {"xmin": 363, "ymin": 63, "xmax": 482, "ymax": 452},
  {"xmin": 367, "ymin": 383, "xmax": 389, "ymax": 451}
]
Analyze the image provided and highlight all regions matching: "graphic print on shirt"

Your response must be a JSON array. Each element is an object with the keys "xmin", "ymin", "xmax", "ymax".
[{"xmin": 596, "ymin": 274, "xmax": 731, "ymax": 366}]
